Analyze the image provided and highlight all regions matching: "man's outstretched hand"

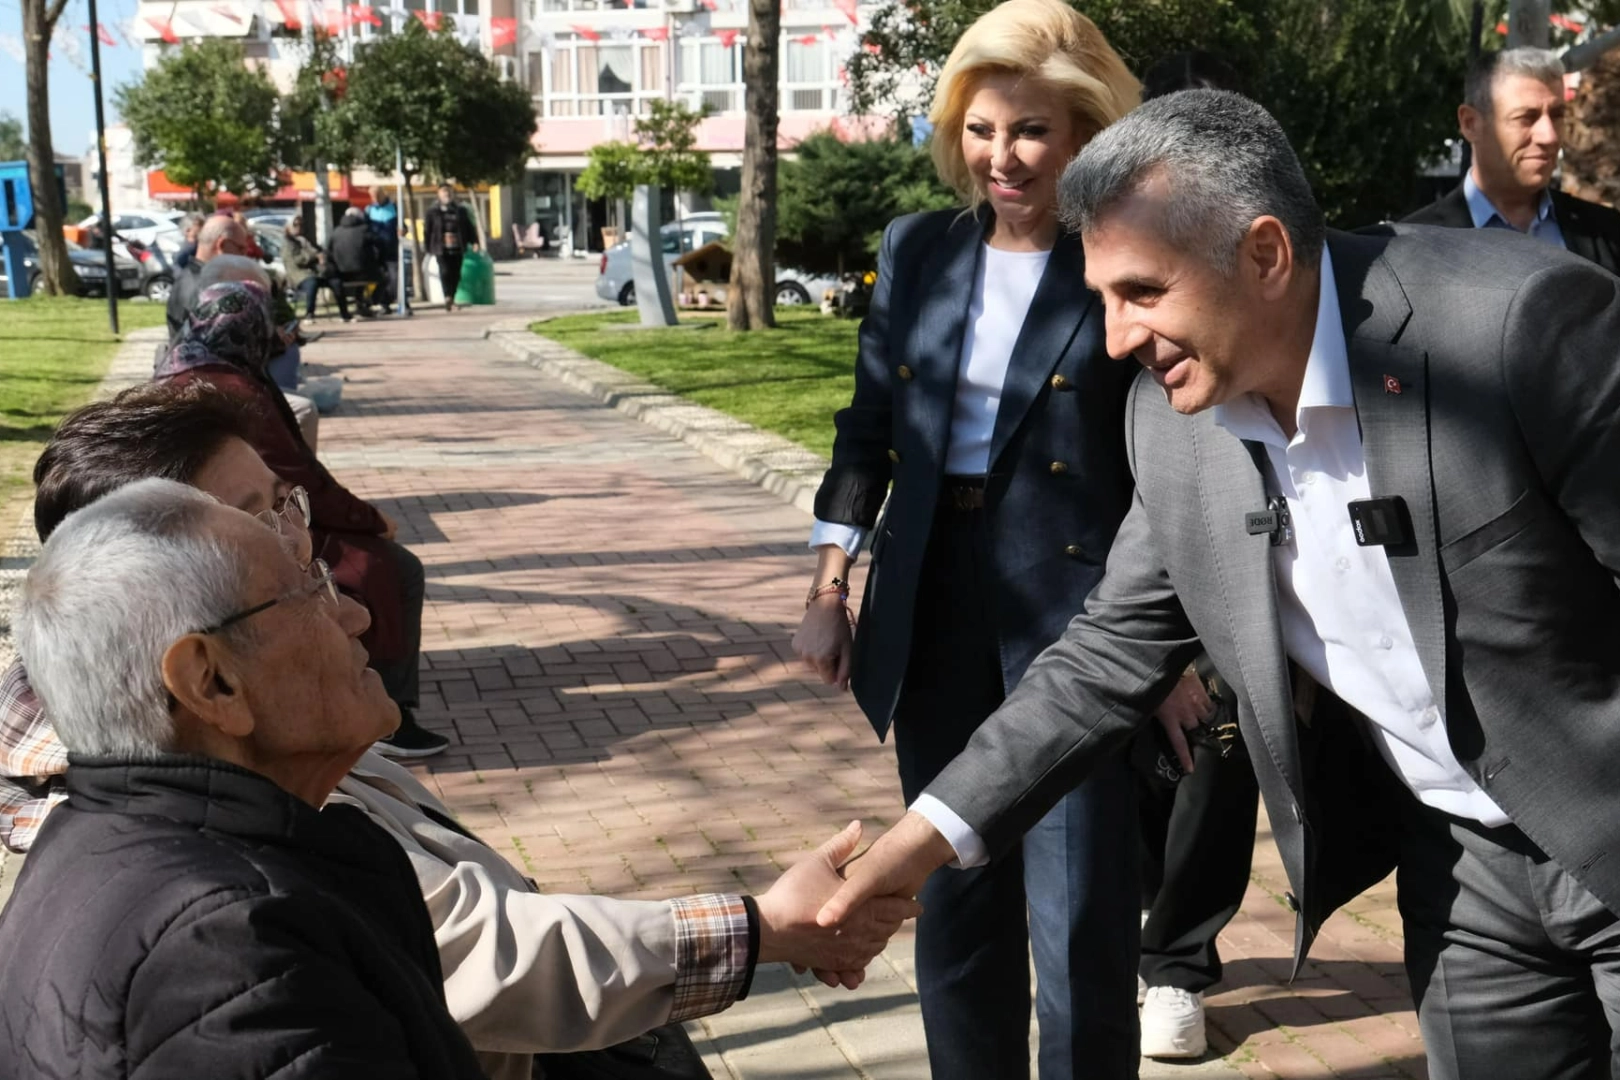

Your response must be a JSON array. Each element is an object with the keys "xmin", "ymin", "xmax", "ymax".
[
  {"xmin": 754, "ymin": 821, "xmax": 923, "ymax": 990},
  {"xmin": 815, "ymin": 811, "xmax": 958, "ymax": 929}
]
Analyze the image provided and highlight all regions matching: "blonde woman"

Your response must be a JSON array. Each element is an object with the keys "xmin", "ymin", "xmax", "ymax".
[{"xmin": 793, "ymin": 1, "xmax": 1208, "ymax": 1074}]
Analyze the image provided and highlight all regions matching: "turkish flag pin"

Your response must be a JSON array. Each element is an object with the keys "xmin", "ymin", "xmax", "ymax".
[{"xmin": 1383, "ymin": 374, "xmax": 1403, "ymax": 395}]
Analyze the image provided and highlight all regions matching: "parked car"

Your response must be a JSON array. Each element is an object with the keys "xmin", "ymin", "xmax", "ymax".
[
  {"xmin": 595, "ymin": 212, "xmax": 833, "ymax": 307},
  {"xmin": 242, "ymin": 209, "xmax": 297, "ymax": 231},
  {"xmin": 0, "ymin": 231, "xmax": 142, "ymax": 297},
  {"xmin": 76, "ymin": 210, "xmax": 183, "ymax": 248}
]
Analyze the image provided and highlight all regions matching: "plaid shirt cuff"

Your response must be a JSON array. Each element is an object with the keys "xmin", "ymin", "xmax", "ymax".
[{"xmin": 667, "ymin": 893, "xmax": 758, "ymax": 1022}]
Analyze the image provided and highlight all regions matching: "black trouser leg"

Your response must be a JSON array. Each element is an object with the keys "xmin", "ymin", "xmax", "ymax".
[
  {"xmin": 1138, "ymin": 724, "xmax": 1260, "ymax": 992},
  {"xmin": 368, "ymin": 540, "xmax": 424, "ymax": 710},
  {"xmin": 439, "ymin": 250, "xmax": 463, "ymax": 304}
]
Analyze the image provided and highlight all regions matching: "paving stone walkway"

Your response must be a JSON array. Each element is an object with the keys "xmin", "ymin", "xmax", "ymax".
[{"xmin": 0, "ymin": 280, "xmax": 1428, "ymax": 1078}]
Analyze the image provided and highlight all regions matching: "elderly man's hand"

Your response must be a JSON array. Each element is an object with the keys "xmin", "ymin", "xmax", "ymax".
[
  {"xmin": 814, "ymin": 811, "xmax": 956, "ymax": 935},
  {"xmin": 754, "ymin": 821, "xmax": 921, "ymax": 990}
]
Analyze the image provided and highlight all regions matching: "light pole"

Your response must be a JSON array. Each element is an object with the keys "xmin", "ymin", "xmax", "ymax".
[
  {"xmin": 87, "ymin": 0, "xmax": 118, "ymax": 334},
  {"xmin": 1507, "ymin": 0, "xmax": 1551, "ymax": 49}
]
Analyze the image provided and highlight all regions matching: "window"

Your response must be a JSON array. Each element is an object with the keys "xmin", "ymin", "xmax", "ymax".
[
  {"xmin": 542, "ymin": 38, "xmax": 664, "ymax": 117},
  {"xmin": 783, "ymin": 37, "xmax": 836, "ymax": 112},
  {"xmin": 677, "ymin": 39, "xmax": 742, "ymax": 112}
]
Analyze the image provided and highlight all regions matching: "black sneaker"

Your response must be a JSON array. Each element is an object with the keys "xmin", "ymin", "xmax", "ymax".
[{"xmin": 376, "ymin": 709, "xmax": 450, "ymax": 759}]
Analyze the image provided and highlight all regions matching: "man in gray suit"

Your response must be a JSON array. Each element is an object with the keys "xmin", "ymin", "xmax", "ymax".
[{"xmin": 817, "ymin": 90, "xmax": 1620, "ymax": 1079}]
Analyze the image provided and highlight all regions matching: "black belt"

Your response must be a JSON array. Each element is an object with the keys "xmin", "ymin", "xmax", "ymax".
[{"xmin": 942, "ymin": 476, "xmax": 986, "ymax": 512}]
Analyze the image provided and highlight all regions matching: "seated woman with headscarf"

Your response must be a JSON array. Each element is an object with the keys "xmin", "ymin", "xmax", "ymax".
[{"xmin": 153, "ymin": 280, "xmax": 448, "ymax": 758}]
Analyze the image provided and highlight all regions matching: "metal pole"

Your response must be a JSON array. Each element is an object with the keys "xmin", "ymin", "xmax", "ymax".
[
  {"xmin": 396, "ymin": 141, "xmax": 408, "ymax": 316},
  {"xmin": 1507, "ymin": 0, "xmax": 1551, "ymax": 49},
  {"xmin": 305, "ymin": 4, "xmax": 333, "ymax": 246},
  {"xmin": 1564, "ymin": 25, "xmax": 1620, "ymax": 72},
  {"xmin": 88, "ymin": 0, "xmax": 119, "ymax": 334}
]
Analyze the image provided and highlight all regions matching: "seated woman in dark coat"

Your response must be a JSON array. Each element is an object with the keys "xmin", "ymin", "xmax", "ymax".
[
  {"xmin": 153, "ymin": 280, "xmax": 447, "ymax": 758},
  {"xmin": 0, "ymin": 480, "xmax": 483, "ymax": 1079}
]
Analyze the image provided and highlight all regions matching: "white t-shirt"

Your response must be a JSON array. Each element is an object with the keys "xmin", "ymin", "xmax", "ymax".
[{"xmin": 811, "ymin": 243, "xmax": 1050, "ymax": 555}]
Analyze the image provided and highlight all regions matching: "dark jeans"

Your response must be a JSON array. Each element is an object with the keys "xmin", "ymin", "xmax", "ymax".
[
  {"xmin": 438, "ymin": 249, "xmax": 464, "ymax": 304},
  {"xmin": 295, "ymin": 274, "xmax": 349, "ymax": 320},
  {"xmin": 1399, "ymin": 797, "xmax": 1620, "ymax": 1080},
  {"xmin": 369, "ymin": 539, "xmax": 423, "ymax": 710},
  {"xmin": 1136, "ymin": 711, "xmax": 1259, "ymax": 992},
  {"xmin": 891, "ymin": 504, "xmax": 1141, "ymax": 1080}
]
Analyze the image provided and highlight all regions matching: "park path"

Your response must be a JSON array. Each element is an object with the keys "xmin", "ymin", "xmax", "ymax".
[{"xmin": 0, "ymin": 266, "xmax": 1426, "ymax": 1079}]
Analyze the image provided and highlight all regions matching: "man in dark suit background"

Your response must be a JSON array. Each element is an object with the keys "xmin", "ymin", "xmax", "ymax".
[
  {"xmin": 1406, "ymin": 46, "xmax": 1620, "ymax": 273},
  {"xmin": 818, "ymin": 90, "xmax": 1620, "ymax": 1080}
]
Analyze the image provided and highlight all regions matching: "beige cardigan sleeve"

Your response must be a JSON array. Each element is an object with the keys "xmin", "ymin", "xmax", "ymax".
[{"xmin": 331, "ymin": 753, "xmax": 685, "ymax": 1056}]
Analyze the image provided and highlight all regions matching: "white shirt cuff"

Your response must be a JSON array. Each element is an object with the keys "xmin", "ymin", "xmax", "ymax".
[
  {"xmin": 809, "ymin": 520, "xmax": 866, "ymax": 559},
  {"xmin": 908, "ymin": 794, "xmax": 989, "ymax": 869}
]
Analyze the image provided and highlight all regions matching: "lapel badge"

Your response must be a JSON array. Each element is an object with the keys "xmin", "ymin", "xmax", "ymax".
[{"xmin": 1382, "ymin": 374, "xmax": 1403, "ymax": 395}]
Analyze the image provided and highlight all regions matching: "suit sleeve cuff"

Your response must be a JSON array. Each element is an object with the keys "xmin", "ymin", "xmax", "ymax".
[
  {"xmin": 909, "ymin": 794, "xmax": 989, "ymax": 869},
  {"xmin": 809, "ymin": 520, "xmax": 866, "ymax": 559}
]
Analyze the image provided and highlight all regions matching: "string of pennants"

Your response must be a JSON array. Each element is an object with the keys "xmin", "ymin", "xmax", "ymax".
[{"xmin": 0, "ymin": 0, "xmax": 868, "ymax": 72}]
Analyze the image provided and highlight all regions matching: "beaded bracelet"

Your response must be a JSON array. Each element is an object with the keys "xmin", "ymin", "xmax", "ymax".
[{"xmin": 806, "ymin": 577, "xmax": 850, "ymax": 609}]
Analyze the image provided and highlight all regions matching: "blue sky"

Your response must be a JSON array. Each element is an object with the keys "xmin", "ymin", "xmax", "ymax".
[{"xmin": 0, "ymin": 0, "xmax": 147, "ymax": 157}]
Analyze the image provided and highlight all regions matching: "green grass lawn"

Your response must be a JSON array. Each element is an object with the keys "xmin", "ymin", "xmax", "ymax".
[
  {"xmin": 0, "ymin": 297, "xmax": 168, "ymax": 522},
  {"xmin": 531, "ymin": 307, "xmax": 859, "ymax": 459}
]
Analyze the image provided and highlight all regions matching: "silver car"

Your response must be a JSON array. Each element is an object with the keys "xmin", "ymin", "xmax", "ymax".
[{"xmin": 594, "ymin": 212, "xmax": 832, "ymax": 307}]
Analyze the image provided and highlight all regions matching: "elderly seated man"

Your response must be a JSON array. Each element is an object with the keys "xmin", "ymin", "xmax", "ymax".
[{"xmin": 0, "ymin": 384, "xmax": 915, "ymax": 1080}]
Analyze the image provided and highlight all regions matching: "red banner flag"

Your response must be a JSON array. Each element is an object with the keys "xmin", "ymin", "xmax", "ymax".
[
  {"xmin": 272, "ymin": 0, "xmax": 302, "ymax": 31},
  {"xmin": 641, "ymin": 25, "xmax": 669, "ymax": 41},
  {"xmin": 716, "ymin": 28, "xmax": 738, "ymax": 48},
  {"xmin": 490, "ymin": 16, "xmax": 517, "ymax": 46},
  {"xmin": 833, "ymin": 0, "xmax": 857, "ymax": 25},
  {"xmin": 413, "ymin": 10, "xmax": 442, "ymax": 29},
  {"xmin": 793, "ymin": 33, "xmax": 817, "ymax": 45},
  {"xmin": 86, "ymin": 22, "xmax": 118, "ymax": 45},
  {"xmin": 350, "ymin": 4, "xmax": 382, "ymax": 26},
  {"xmin": 145, "ymin": 16, "xmax": 180, "ymax": 42},
  {"xmin": 210, "ymin": 3, "xmax": 243, "ymax": 24},
  {"xmin": 571, "ymin": 23, "xmax": 601, "ymax": 41}
]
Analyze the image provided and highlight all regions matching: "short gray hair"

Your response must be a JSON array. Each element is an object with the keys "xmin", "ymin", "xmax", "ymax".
[
  {"xmin": 196, "ymin": 214, "xmax": 243, "ymax": 252},
  {"xmin": 1059, "ymin": 89, "xmax": 1324, "ymax": 274},
  {"xmin": 1465, "ymin": 48, "xmax": 1565, "ymax": 115},
  {"xmin": 198, "ymin": 253, "xmax": 271, "ymax": 291},
  {"xmin": 14, "ymin": 479, "xmax": 251, "ymax": 759}
]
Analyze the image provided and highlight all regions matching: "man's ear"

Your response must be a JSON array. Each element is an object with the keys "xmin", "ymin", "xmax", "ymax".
[
  {"xmin": 1459, "ymin": 103, "xmax": 1482, "ymax": 145},
  {"xmin": 1242, "ymin": 216, "xmax": 1295, "ymax": 302},
  {"xmin": 161, "ymin": 635, "xmax": 254, "ymax": 738}
]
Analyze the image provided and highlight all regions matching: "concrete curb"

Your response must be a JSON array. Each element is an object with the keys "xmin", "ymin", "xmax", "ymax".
[{"xmin": 484, "ymin": 317, "xmax": 829, "ymax": 517}]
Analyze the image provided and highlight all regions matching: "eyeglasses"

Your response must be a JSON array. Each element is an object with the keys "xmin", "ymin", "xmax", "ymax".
[
  {"xmin": 197, "ymin": 558, "xmax": 339, "ymax": 636},
  {"xmin": 255, "ymin": 485, "xmax": 310, "ymax": 537}
]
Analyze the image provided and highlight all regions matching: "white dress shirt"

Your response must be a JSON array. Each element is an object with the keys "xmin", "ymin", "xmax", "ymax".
[
  {"xmin": 810, "ymin": 244, "xmax": 1050, "ymax": 557},
  {"xmin": 917, "ymin": 247, "xmax": 1507, "ymax": 868}
]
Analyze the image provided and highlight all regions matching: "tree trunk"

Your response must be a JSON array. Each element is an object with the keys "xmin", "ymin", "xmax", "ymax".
[
  {"xmin": 403, "ymin": 173, "xmax": 428, "ymax": 302},
  {"xmin": 22, "ymin": 0, "xmax": 75, "ymax": 296},
  {"xmin": 726, "ymin": 0, "xmax": 779, "ymax": 331},
  {"xmin": 1564, "ymin": 48, "xmax": 1620, "ymax": 207}
]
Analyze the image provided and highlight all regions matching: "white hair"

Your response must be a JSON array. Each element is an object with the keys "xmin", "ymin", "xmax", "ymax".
[
  {"xmin": 198, "ymin": 253, "xmax": 271, "ymax": 291},
  {"xmin": 14, "ymin": 479, "xmax": 251, "ymax": 759}
]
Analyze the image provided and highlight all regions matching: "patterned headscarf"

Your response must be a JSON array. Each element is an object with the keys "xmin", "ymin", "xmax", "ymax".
[{"xmin": 155, "ymin": 280, "xmax": 277, "ymax": 379}]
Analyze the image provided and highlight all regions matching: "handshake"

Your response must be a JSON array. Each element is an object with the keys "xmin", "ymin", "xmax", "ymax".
[{"xmin": 755, "ymin": 815, "xmax": 956, "ymax": 988}]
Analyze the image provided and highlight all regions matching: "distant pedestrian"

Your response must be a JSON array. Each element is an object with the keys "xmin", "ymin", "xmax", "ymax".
[
  {"xmin": 173, "ymin": 213, "xmax": 205, "ymax": 270},
  {"xmin": 424, "ymin": 183, "xmax": 478, "ymax": 312},
  {"xmin": 1406, "ymin": 47, "xmax": 1620, "ymax": 271},
  {"xmin": 366, "ymin": 191, "xmax": 407, "ymax": 312},
  {"xmin": 329, "ymin": 208, "xmax": 386, "ymax": 317},
  {"xmin": 283, "ymin": 215, "xmax": 350, "ymax": 323}
]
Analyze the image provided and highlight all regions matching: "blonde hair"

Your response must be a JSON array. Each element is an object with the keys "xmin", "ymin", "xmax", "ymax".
[{"xmin": 929, "ymin": 0, "xmax": 1140, "ymax": 207}]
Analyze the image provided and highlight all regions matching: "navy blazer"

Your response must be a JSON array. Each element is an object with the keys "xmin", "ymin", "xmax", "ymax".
[{"xmin": 814, "ymin": 207, "xmax": 1136, "ymax": 739}]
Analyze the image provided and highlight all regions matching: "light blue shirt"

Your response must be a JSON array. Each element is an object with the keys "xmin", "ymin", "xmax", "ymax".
[{"xmin": 1462, "ymin": 170, "xmax": 1566, "ymax": 249}]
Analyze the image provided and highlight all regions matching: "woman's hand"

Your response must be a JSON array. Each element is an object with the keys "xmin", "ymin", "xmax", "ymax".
[
  {"xmin": 1154, "ymin": 670, "xmax": 1215, "ymax": 775},
  {"xmin": 794, "ymin": 596, "xmax": 855, "ymax": 691}
]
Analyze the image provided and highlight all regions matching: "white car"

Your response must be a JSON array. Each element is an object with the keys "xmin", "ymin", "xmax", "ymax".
[
  {"xmin": 78, "ymin": 210, "xmax": 184, "ymax": 248},
  {"xmin": 595, "ymin": 212, "xmax": 834, "ymax": 307}
]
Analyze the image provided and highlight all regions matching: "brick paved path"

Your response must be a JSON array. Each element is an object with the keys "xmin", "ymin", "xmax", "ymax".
[{"xmin": 1, "ymin": 282, "xmax": 1429, "ymax": 1077}]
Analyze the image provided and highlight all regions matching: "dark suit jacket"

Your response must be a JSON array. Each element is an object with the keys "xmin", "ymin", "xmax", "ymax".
[
  {"xmin": 1405, "ymin": 183, "xmax": 1620, "ymax": 274},
  {"xmin": 926, "ymin": 225, "xmax": 1620, "ymax": 970},
  {"xmin": 814, "ymin": 208, "xmax": 1137, "ymax": 738}
]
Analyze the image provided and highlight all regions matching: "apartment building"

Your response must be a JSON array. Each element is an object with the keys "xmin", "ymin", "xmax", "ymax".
[{"xmin": 127, "ymin": 0, "xmax": 890, "ymax": 249}]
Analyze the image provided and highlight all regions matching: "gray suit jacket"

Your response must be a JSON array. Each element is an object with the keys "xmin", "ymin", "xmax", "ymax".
[{"xmin": 926, "ymin": 224, "xmax": 1620, "ymax": 969}]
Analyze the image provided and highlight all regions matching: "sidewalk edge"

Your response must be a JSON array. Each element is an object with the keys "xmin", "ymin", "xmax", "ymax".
[{"xmin": 486, "ymin": 318, "xmax": 828, "ymax": 517}]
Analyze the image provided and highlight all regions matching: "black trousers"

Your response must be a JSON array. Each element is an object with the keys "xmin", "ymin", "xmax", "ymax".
[
  {"xmin": 1135, "ymin": 713, "xmax": 1259, "ymax": 992},
  {"xmin": 368, "ymin": 539, "xmax": 424, "ymax": 710},
  {"xmin": 438, "ymin": 250, "xmax": 464, "ymax": 304}
]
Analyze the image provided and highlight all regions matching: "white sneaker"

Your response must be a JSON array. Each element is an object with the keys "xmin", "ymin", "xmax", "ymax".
[{"xmin": 1140, "ymin": 986, "xmax": 1206, "ymax": 1059}]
